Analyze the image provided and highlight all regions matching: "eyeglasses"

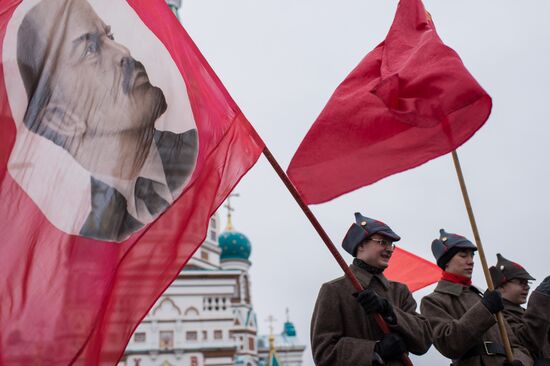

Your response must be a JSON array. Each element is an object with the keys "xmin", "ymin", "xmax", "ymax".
[
  {"xmin": 509, "ymin": 279, "xmax": 531, "ymax": 288},
  {"xmin": 369, "ymin": 238, "xmax": 396, "ymax": 250}
]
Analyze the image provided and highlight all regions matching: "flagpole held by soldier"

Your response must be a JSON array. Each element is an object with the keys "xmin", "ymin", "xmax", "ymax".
[
  {"xmin": 451, "ymin": 150, "xmax": 519, "ymax": 361},
  {"xmin": 262, "ymin": 147, "xmax": 417, "ymax": 366},
  {"xmin": 310, "ymin": 213, "xmax": 432, "ymax": 366},
  {"xmin": 420, "ymin": 229, "xmax": 533, "ymax": 366}
]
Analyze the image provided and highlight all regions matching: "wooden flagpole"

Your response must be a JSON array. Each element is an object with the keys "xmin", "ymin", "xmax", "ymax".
[
  {"xmin": 451, "ymin": 150, "xmax": 514, "ymax": 361},
  {"xmin": 262, "ymin": 146, "xmax": 414, "ymax": 366}
]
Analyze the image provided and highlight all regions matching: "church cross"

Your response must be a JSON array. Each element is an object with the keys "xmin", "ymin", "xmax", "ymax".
[
  {"xmin": 265, "ymin": 314, "xmax": 277, "ymax": 336},
  {"xmin": 224, "ymin": 193, "xmax": 239, "ymax": 230}
]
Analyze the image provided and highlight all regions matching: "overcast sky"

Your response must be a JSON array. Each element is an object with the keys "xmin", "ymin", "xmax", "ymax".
[{"xmin": 180, "ymin": 1, "xmax": 550, "ymax": 365}]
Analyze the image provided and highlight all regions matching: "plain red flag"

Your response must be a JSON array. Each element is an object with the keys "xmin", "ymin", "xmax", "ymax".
[
  {"xmin": 385, "ymin": 247, "xmax": 441, "ymax": 292},
  {"xmin": 0, "ymin": 0, "xmax": 264, "ymax": 365},
  {"xmin": 287, "ymin": 0, "xmax": 492, "ymax": 204}
]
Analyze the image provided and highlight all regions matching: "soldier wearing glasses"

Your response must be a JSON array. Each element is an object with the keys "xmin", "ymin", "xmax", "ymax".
[
  {"xmin": 490, "ymin": 254, "xmax": 550, "ymax": 365},
  {"xmin": 310, "ymin": 213, "xmax": 432, "ymax": 366},
  {"xmin": 420, "ymin": 230, "xmax": 532, "ymax": 366}
]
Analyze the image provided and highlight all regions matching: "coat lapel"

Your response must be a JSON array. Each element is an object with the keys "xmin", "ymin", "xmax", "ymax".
[
  {"xmin": 80, "ymin": 177, "xmax": 143, "ymax": 242},
  {"xmin": 350, "ymin": 264, "xmax": 390, "ymax": 291},
  {"xmin": 80, "ymin": 129, "xmax": 198, "ymax": 242},
  {"xmin": 154, "ymin": 128, "xmax": 198, "ymax": 193}
]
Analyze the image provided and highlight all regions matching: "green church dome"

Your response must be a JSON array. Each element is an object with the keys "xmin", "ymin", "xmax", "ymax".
[
  {"xmin": 218, "ymin": 229, "xmax": 251, "ymax": 261},
  {"xmin": 283, "ymin": 321, "xmax": 297, "ymax": 337}
]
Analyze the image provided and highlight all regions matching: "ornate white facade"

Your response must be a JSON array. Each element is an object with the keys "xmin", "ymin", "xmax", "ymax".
[
  {"xmin": 119, "ymin": 214, "xmax": 263, "ymax": 366},
  {"xmin": 118, "ymin": 207, "xmax": 305, "ymax": 366}
]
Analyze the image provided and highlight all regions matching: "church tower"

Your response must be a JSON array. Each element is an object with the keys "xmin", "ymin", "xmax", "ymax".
[
  {"xmin": 258, "ymin": 310, "xmax": 305, "ymax": 366},
  {"xmin": 120, "ymin": 193, "xmax": 261, "ymax": 366},
  {"xmin": 218, "ymin": 195, "xmax": 258, "ymax": 365}
]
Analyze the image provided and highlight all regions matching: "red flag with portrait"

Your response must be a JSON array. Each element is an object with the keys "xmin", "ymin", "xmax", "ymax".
[
  {"xmin": 287, "ymin": 0, "xmax": 492, "ymax": 204},
  {"xmin": 0, "ymin": 0, "xmax": 264, "ymax": 364}
]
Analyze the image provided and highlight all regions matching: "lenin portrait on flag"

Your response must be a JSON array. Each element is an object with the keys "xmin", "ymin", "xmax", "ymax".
[{"xmin": 4, "ymin": 0, "xmax": 198, "ymax": 242}]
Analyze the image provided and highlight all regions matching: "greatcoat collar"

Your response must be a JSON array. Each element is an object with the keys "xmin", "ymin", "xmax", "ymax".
[
  {"xmin": 350, "ymin": 263, "xmax": 390, "ymax": 290},
  {"xmin": 434, "ymin": 279, "xmax": 481, "ymax": 297},
  {"xmin": 503, "ymin": 298, "xmax": 525, "ymax": 314}
]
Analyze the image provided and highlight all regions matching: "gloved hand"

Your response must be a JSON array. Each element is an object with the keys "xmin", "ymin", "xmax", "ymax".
[
  {"xmin": 374, "ymin": 332, "xmax": 407, "ymax": 361},
  {"xmin": 535, "ymin": 276, "xmax": 550, "ymax": 295},
  {"xmin": 354, "ymin": 288, "xmax": 397, "ymax": 325},
  {"xmin": 502, "ymin": 360, "xmax": 524, "ymax": 366},
  {"xmin": 481, "ymin": 289, "xmax": 504, "ymax": 314}
]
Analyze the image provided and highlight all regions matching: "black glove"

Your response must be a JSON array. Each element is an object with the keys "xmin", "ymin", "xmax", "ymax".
[
  {"xmin": 535, "ymin": 276, "xmax": 550, "ymax": 295},
  {"xmin": 503, "ymin": 360, "xmax": 524, "ymax": 366},
  {"xmin": 354, "ymin": 288, "xmax": 397, "ymax": 325},
  {"xmin": 481, "ymin": 289, "xmax": 504, "ymax": 314},
  {"xmin": 374, "ymin": 332, "xmax": 407, "ymax": 362}
]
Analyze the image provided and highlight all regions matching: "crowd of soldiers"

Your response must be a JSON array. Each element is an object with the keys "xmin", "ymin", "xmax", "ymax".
[{"xmin": 310, "ymin": 213, "xmax": 550, "ymax": 366}]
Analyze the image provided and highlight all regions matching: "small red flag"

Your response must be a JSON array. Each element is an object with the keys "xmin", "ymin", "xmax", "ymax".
[
  {"xmin": 287, "ymin": 0, "xmax": 492, "ymax": 204},
  {"xmin": 385, "ymin": 247, "xmax": 441, "ymax": 292},
  {"xmin": 0, "ymin": 0, "xmax": 263, "ymax": 365}
]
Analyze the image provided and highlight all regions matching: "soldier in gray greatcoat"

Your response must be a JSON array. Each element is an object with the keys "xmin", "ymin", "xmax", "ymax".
[
  {"xmin": 310, "ymin": 213, "xmax": 432, "ymax": 366},
  {"xmin": 490, "ymin": 254, "xmax": 550, "ymax": 365},
  {"xmin": 421, "ymin": 229, "xmax": 533, "ymax": 366}
]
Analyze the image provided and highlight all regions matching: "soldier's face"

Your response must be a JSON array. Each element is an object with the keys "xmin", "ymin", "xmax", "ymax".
[
  {"xmin": 500, "ymin": 279, "xmax": 530, "ymax": 305},
  {"xmin": 356, "ymin": 234, "xmax": 395, "ymax": 269},
  {"xmin": 445, "ymin": 249, "xmax": 475, "ymax": 278}
]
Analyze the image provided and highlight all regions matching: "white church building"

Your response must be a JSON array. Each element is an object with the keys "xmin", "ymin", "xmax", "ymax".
[
  {"xmin": 118, "ymin": 207, "xmax": 305, "ymax": 366},
  {"xmin": 118, "ymin": 214, "xmax": 249, "ymax": 366}
]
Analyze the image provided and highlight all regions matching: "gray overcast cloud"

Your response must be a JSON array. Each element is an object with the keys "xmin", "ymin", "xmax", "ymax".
[{"xmin": 180, "ymin": 1, "xmax": 550, "ymax": 365}]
